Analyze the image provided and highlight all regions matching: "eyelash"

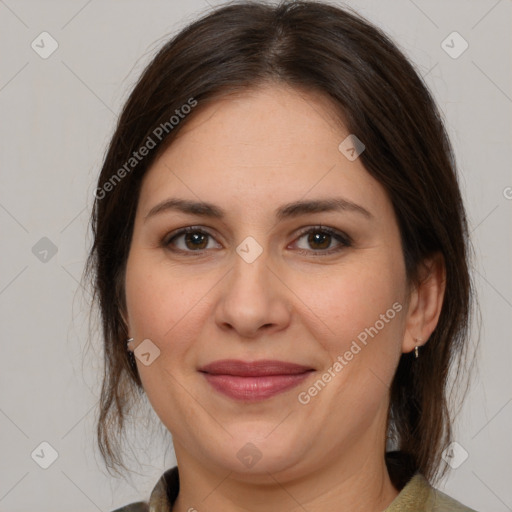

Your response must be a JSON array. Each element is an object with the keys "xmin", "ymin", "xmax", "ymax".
[{"xmin": 162, "ymin": 225, "xmax": 353, "ymax": 257}]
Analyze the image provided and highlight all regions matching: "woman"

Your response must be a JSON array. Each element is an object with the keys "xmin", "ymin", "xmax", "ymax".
[{"xmin": 86, "ymin": 1, "xmax": 477, "ymax": 510}]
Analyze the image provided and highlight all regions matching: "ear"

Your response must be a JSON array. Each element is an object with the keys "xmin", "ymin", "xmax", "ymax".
[{"xmin": 402, "ymin": 252, "xmax": 446, "ymax": 354}]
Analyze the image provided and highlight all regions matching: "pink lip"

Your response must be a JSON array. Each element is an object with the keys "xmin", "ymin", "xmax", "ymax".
[{"xmin": 199, "ymin": 360, "xmax": 314, "ymax": 401}]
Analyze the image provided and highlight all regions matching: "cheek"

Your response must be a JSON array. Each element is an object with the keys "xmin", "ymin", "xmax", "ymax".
[
  {"xmin": 123, "ymin": 249, "xmax": 214, "ymax": 425},
  {"xmin": 295, "ymin": 262, "xmax": 406, "ymax": 426},
  {"xmin": 295, "ymin": 261, "xmax": 407, "ymax": 405},
  {"xmin": 303, "ymin": 259, "xmax": 405, "ymax": 344},
  {"xmin": 124, "ymin": 248, "xmax": 218, "ymax": 363}
]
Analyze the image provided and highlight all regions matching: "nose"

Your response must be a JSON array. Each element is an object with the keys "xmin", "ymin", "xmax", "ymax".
[{"xmin": 214, "ymin": 248, "xmax": 292, "ymax": 339}]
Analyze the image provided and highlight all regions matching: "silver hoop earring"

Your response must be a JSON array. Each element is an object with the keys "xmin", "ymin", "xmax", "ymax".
[
  {"xmin": 413, "ymin": 338, "xmax": 423, "ymax": 359},
  {"xmin": 126, "ymin": 338, "xmax": 137, "ymax": 368}
]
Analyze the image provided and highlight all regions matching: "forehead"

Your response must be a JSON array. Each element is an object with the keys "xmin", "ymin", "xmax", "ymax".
[
  {"xmin": 169, "ymin": 84, "xmax": 346, "ymax": 167},
  {"xmin": 137, "ymin": 84, "xmax": 390, "ymax": 222}
]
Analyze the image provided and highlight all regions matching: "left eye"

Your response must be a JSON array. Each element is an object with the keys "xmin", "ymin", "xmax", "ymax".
[
  {"xmin": 163, "ymin": 226, "xmax": 352, "ymax": 255},
  {"xmin": 292, "ymin": 227, "xmax": 352, "ymax": 254}
]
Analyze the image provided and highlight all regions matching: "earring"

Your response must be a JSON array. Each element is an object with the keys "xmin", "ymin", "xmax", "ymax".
[
  {"xmin": 414, "ymin": 338, "xmax": 423, "ymax": 359},
  {"xmin": 126, "ymin": 338, "xmax": 136, "ymax": 368}
]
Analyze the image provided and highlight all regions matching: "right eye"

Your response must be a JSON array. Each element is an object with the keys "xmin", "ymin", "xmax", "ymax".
[{"xmin": 163, "ymin": 227, "xmax": 222, "ymax": 253}]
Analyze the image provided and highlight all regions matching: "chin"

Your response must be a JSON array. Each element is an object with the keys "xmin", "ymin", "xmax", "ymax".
[{"xmin": 206, "ymin": 431, "xmax": 308, "ymax": 480}]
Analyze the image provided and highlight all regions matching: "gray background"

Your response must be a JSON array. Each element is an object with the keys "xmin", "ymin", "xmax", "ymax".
[{"xmin": 0, "ymin": 0, "xmax": 511, "ymax": 510}]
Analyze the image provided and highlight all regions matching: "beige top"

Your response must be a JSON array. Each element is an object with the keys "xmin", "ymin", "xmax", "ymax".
[{"xmin": 112, "ymin": 466, "xmax": 478, "ymax": 512}]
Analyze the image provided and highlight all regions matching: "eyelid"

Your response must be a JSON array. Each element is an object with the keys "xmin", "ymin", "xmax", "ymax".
[{"xmin": 293, "ymin": 225, "xmax": 351, "ymax": 244}]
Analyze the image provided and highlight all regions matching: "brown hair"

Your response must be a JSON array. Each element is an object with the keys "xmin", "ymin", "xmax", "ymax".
[{"xmin": 85, "ymin": 0, "xmax": 475, "ymax": 487}]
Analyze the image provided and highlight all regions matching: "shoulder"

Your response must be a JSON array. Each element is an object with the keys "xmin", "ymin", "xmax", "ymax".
[
  {"xmin": 385, "ymin": 472, "xmax": 478, "ymax": 512},
  {"xmin": 110, "ymin": 502, "xmax": 148, "ymax": 512},
  {"xmin": 428, "ymin": 486, "xmax": 478, "ymax": 512},
  {"xmin": 110, "ymin": 466, "xmax": 178, "ymax": 512}
]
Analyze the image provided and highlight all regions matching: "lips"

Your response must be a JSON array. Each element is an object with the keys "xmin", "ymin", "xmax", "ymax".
[{"xmin": 199, "ymin": 359, "xmax": 314, "ymax": 401}]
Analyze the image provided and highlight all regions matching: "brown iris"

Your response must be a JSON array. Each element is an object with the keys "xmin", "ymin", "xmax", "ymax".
[{"xmin": 307, "ymin": 231, "xmax": 331, "ymax": 250}]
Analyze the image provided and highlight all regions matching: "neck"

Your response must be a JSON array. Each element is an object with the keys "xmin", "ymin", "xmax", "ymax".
[{"xmin": 171, "ymin": 440, "xmax": 399, "ymax": 512}]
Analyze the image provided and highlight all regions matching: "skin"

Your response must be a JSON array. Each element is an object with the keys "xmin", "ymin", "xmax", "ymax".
[{"xmin": 124, "ymin": 83, "xmax": 445, "ymax": 512}]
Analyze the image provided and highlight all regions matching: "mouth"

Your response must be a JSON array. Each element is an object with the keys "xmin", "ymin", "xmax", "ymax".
[{"xmin": 198, "ymin": 359, "xmax": 315, "ymax": 401}]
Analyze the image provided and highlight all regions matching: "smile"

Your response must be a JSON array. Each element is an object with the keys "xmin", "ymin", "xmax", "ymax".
[{"xmin": 199, "ymin": 359, "xmax": 314, "ymax": 401}]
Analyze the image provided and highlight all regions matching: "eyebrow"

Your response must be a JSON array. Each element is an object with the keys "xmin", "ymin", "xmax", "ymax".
[{"xmin": 144, "ymin": 197, "xmax": 373, "ymax": 223}]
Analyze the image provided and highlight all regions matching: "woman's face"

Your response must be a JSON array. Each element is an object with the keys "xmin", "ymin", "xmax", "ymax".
[{"xmin": 124, "ymin": 84, "xmax": 418, "ymax": 480}]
